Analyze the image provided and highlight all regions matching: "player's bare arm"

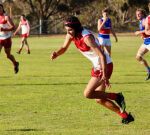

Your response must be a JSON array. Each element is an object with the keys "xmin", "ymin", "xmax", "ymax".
[
  {"xmin": 97, "ymin": 18, "xmax": 107, "ymax": 31},
  {"xmin": 110, "ymin": 21, "xmax": 118, "ymax": 42},
  {"xmin": 110, "ymin": 27, "xmax": 118, "ymax": 42},
  {"xmin": 135, "ymin": 30, "xmax": 145, "ymax": 36},
  {"xmin": 0, "ymin": 16, "xmax": 15, "ymax": 32},
  {"xmin": 84, "ymin": 35, "xmax": 111, "ymax": 89},
  {"xmin": 27, "ymin": 21, "xmax": 30, "ymax": 36},
  {"xmin": 51, "ymin": 34, "xmax": 72, "ymax": 60},
  {"xmin": 14, "ymin": 24, "xmax": 21, "ymax": 35}
]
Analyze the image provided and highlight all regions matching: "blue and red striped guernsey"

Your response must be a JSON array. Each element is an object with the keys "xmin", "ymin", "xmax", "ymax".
[
  {"xmin": 98, "ymin": 18, "xmax": 111, "ymax": 39},
  {"xmin": 140, "ymin": 17, "xmax": 150, "ymax": 39},
  {"xmin": 140, "ymin": 16, "xmax": 150, "ymax": 45}
]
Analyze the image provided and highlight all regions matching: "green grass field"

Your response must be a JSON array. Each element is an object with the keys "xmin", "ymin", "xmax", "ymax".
[{"xmin": 0, "ymin": 35, "xmax": 150, "ymax": 135}]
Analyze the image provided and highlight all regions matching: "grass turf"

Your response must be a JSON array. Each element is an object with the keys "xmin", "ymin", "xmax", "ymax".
[{"xmin": 0, "ymin": 36, "xmax": 150, "ymax": 135}]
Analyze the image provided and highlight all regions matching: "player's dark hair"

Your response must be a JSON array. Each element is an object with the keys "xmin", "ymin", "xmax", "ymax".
[
  {"xmin": 21, "ymin": 14, "xmax": 25, "ymax": 17},
  {"xmin": 136, "ymin": 8, "xmax": 147, "ymax": 17},
  {"xmin": 102, "ymin": 8, "xmax": 109, "ymax": 13},
  {"xmin": 64, "ymin": 16, "xmax": 83, "ymax": 37},
  {"xmin": 21, "ymin": 14, "xmax": 26, "ymax": 19},
  {"xmin": 0, "ymin": 4, "xmax": 5, "ymax": 13}
]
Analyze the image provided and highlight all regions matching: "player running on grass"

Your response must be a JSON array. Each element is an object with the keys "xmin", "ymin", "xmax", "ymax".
[
  {"xmin": 51, "ymin": 16, "xmax": 134, "ymax": 124},
  {"xmin": 14, "ymin": 14, "xmax": 30, "ymax": 54},
  {"xmin": 0, "ymin": 4, "xmax": 19, "ymax": 74},
  {"xmin": 135, "ymin": 8, "xmax": 150, "ymax": 80},
  {"xmin": 97, "ymin": 8, "xmax": 118, "ymax": 57}
]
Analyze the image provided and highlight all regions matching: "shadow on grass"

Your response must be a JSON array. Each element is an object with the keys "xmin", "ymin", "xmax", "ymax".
[
  {"xmin": 0, "ymin": 82, "xmax": 87, "ymax": 86},
  {"xmin": 6, "ymin": 128, "xmax": 42, "ymax": 132},
  {"xmin": 112, "ymin": 81, "xmax": 148, "ymax": 84}
]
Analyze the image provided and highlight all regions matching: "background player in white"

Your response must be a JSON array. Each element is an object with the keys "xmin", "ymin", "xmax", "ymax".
[
  {"xmin": 0, "ymin": 4, "xmax": 19, "ymax": 73},
  {"xmin": 97, "ymin": 8, "xmax": 118, "ymax": 57},
  {"xmin": 51, "ymin": 16, "xmax": 134, "ymax": 124},
  {"xmin": 14, "ymin": 14, "xmax": 30, "ymax": 54}
]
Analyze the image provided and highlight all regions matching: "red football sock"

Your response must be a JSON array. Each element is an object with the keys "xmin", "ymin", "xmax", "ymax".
[
  {"xmin": 109, "ymin": 93, "xmax": 118, "ymax": 100},
  {"xmin": 19, "ymin": 48, "xmax": 22, "ymax": 52},
  {"xmin": 27, "ymin": 49, "xmax": 30, "ymax": 53},
  {"xmin": 12, "ymin": 62, "xmax": 17, "ymax": 67},
  {"xmin": 117, "ymin": 110, "xmax": 128, "ymax": 118}
]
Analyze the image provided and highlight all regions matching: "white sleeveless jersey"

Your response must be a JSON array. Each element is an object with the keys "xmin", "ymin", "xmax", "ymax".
[
  {"xmin": 0, "ymin": 14, "xmax": 11, "ymax": 40},
  {"xmin": 72, "ymin": 29, "xmax": 112, "ymax": 70},
  {"xmin": 20, "ymin": 20, "xmax": 28, "ymax": 34}
]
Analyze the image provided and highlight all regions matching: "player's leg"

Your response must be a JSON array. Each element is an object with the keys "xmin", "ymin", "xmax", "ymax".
[
  {"xmin": 94, "ymin": 81, "xmax": 120, "ymax": 113},
  {"xmin": 84, "ymin": 77, "xmax": 134, "ymax": 124},
  {"xmin": 104, "ymin": 39, "xmax": 111, "ymax": 57},
  {"xmin": 4, "ymin": 47, "xmax": 19, "ymax": 73},
  {"xmin": 0, "ymin": 45, "xmax": 2, "ymax": 53},
  {"xmin": 136, "ymin": 45, "xmax": 150, "ymax": 80},
  {"xmin": 104, "ymin": 46, "xmax": 111, "ymax": 57},
  {"xmin": 17, "ymin": 37, "xmax": 25, "ymax": 54},
  {"xmin": 98, "ymin": 37, "xmax": 105, "ymax": 48},
  {"xmin": 95, "ymin": 83, "xmax": 133, "ymax": 123},
  {"xmin": 24, "ymin": 38, "xmax": 30, "ymax": 54},
  {"xmin": 84, "ymin": 76, "xmax": 125, "ymax": 111}
]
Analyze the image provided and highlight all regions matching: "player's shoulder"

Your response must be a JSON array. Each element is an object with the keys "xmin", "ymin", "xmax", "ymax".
[{"xmin": 4, "ymin": 14, "xmax": 11, "ymax": 21}]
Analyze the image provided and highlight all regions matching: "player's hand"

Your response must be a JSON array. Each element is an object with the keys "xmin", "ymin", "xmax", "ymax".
[
  {"xmin": 105, "ymin": 79, "xmax": 111, "ymax": 89},
  {"xmin": 135, "ymin": 31, "xmax": 140, "ymax": 36},
  {"xmin": 101, "ymin": 75, "xmax": 111, "ymax": 89},
  {"xmin": 51, "ymin": 52, "xmax": 58, "ymax": 60},
  {"xmin": 103, "ymin": 17, "xmax": 108, "ymax": 23}
]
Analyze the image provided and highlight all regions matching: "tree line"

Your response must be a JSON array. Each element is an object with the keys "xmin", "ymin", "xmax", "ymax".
[{"xmin": 1, "ymin": 0, "xmax": 150, "ymax": 34}]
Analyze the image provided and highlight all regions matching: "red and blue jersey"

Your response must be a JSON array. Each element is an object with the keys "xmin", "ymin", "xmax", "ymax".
[
  {"xmin": 140, "ymin": 17, "xmax": 150, "ymax": 45},
  {"xmin": 98, "ymin": 18, "xmax": 111, "ymax": 39}
]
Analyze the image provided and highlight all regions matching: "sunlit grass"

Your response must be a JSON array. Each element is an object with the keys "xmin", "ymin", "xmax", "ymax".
[{"xmin": 0, "ymin": 36, "xmax": 149, "ymax": 135}]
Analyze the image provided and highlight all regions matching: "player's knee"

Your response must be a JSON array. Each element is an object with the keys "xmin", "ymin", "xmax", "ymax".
[
  {"xmin": 95, "ymin": 99, "xmax": 105, "ymax": 104},
  {"xmin": 6, "ymin": 53, "xmax": 10, "ymax": 58},
  {"xmin": 136, "ymin": 55, "xmax": 141, "ymax": 61},
  {"xmin": 84, "ymin": 90, "xmax": 92, "ymax": 99}
]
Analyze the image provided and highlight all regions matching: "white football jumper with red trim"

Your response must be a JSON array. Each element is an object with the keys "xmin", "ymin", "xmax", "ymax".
[
  {"xmin": 72, "ymin": 29, "xmax": 112, "ymax": 71},
  {"xmin": 20, "ymin": 20, "xmax": 28, "ymax": 34},
  {"xmin": 0, "ymin": 14, "xmax": 11, "ymax": 40}
]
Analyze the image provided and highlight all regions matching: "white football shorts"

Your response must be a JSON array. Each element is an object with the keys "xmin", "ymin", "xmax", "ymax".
[{"xmin": 98, "ymin": 37, "xmax": 111, "ymax": 46}]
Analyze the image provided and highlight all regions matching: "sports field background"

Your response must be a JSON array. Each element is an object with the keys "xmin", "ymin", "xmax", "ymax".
[{"xmin": 0, "ymin": 35, "xmax": 150, "ymax": 135}]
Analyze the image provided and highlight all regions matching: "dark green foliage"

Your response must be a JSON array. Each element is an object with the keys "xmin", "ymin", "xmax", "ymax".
[
  {"xmin": 128, "ymin": 0, "xmax": 149, "ymax": 7},
  {"xmin": 121, "ymin": 2, "xmax": 129, "ymax": 12}
]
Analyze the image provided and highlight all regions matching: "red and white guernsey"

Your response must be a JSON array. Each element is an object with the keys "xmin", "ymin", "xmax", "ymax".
[
  {"xmin": 147, "ymin": 15, "xmax": 150, "ymax": 25},
  {"xmin": 0, "ymin": 14, "xmax": 11, "ymax": 40},
  {"xmin": 19, "ymin": 20, "xmax": 28, "ymax": 34},
  {"xmin": 72, "ymin": 29, "xmax": 112, "ymax": 70}
]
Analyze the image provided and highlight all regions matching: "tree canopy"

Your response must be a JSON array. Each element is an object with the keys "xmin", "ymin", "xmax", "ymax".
[{"xmin": 1, "ymin": 0, "xmax": 150, "ymax": 34}]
